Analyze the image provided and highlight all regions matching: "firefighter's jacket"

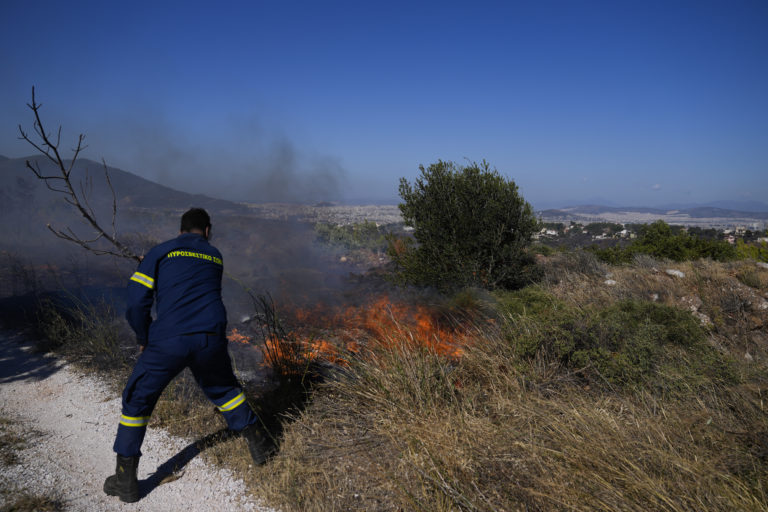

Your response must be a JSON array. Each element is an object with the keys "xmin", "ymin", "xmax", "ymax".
[{"xmin": 126, "ymin": 233, "xmax": 227, "ymax": 344}]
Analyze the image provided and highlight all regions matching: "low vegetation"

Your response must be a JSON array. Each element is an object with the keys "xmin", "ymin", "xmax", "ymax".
[
  {"xmin": 248, "ymin": 255, "xmax": 767, "ymax": 511},
  {"xmin": 314, "ymin": 220, "xmax": 388, "ymax": 252},
  {"xmin": 589, "ymin": 220, "xmax": 739, "ymax": 264},
  {"xmin": 1, "ymin": 418, "xmax": 64, "ymax": 512},
  {"xmin": 736, "ymin": 239, "xmax": 768, "ymax": 262},
  {"xmin": 0, "ymin": 492, "xmax": 63, "ymax": 512},
  {"xmin": 35, "ymin": 294, "xmax": 134, "ymax": 372},
  {"xmin": 8, "ymin": 242, "xmax": 767, "ymax": 511}
]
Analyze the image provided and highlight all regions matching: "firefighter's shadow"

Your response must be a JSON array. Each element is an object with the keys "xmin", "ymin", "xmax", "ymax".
[
  {"xmin": 139, "ymin": 428, "xmax": 236, "ymax": 499},
  {"xmin": 138, "ymin": 370, "xmax": 320, "ymax": 500}
]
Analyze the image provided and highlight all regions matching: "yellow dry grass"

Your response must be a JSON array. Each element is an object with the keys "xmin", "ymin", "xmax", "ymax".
[{"xmin": 246, "ymin": 256, "xmax": 768, "ymax": 511}]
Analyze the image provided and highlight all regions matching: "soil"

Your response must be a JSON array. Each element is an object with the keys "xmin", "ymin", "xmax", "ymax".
[{"xmin": 0, "ymin": 331, "xmax": 279, "ymax": 512}]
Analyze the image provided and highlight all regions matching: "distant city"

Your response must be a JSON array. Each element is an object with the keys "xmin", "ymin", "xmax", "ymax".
[{"xmin": 537, "ymin": 204, "xmax": 768, "ymax": 231}]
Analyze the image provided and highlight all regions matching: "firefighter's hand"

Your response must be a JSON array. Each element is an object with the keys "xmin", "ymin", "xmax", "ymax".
[{"xmin": 139, "ymin": 344, "xmax": 145, "ymax": 353}]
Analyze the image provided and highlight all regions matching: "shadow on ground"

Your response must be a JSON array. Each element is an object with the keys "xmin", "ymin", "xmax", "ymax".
[
  {"xmin": 0, "ymin": 330, "xmax": 61, "ymax": 384},
  {"xmin": 139, "ymin": 428, "xmax": 238, "ymax": 499}
]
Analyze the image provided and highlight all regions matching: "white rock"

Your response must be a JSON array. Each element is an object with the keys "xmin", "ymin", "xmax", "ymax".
[
  {"xmin": 745, "ymin": 352, "xmax": 754, "ymax": 362},
  {"xmin": 650, "ymin": 293, "xmax": 659, "ymax": 302},
  {"xmin": 604, "ymin": 279, "xmax": 617, "ymax": 286},
  {"xmin": 694, "ymin": 312, "xmax": 713, "ymax": 327},
  {"xmin": 681, "ymin": 295, "xmax": 703, "ymax": 312},
  {"xmin": 666, "ymin": 269, "xmax": 685, "ymax": 278},
  {"xmin": 757, "ymin": 262, "xmax": 768, "ymax": 270}
]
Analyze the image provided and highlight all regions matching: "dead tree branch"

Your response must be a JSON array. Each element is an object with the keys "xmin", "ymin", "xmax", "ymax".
[{"xmin": 17, "ymin": 87, "xmax": 140, "ymax": 262}]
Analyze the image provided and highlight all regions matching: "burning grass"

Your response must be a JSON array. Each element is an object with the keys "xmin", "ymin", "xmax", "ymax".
[
  {"xmin": 229, "ymin": 293, "xmax": 474, "ymax": 379},
  {"xmin": 248, "ymin": 255, "xmax": 768, "ymax": 511},
  {"xmin": 254, "ymin": 328, "xmax": 767, "ymax": 511}
]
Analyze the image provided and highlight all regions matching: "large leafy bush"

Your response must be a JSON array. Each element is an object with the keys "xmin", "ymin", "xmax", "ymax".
[{"xmin": 391, "ymin": 160, "xmax": 539, "ymax": 290}]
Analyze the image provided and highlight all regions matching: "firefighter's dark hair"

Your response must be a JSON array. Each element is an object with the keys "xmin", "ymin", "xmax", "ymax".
[{"xmin": 180, "ymin": 208, "xmax": 211, "ymax": 233}]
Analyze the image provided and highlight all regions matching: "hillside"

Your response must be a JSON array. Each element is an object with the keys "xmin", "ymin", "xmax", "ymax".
[
  {"xmin": 0, "ymin": 155, "xmax": 249, "ymax": 256},
  {"xmin": 0, "ymin": 155, "xmax": 246, "ymax": 215}
]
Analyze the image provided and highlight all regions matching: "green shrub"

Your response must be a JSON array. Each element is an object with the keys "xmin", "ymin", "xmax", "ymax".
[
  {"xmin": 591, "ymin": 220, "xmax": 738, "ymax": 264},
  {"xmin": 584, "ymin": 222, "xmax": 623, "ymax": 237},
  {"xmin": 735, "ymin": 239, "xmax": 768, "ymax": 262},
  {"xmin": 493, "ymin": 286, "xmax": 566, "ymax": 319},
  {"xmin": 314, "ymin": 221, "xmax": 387, "ymax": 251},
  {"xmin": 495, "ymin": 290, "xmax": 736, "ymax": 391},
  {"xmin": 392, "ymin": 159, "xmax": 539, "ymax": 291},
  {"xmin": 529, "ymin": 243, "xmax": 555, "ymax": 256},
  {"xmin": 588, "ymin": 244, "xmax": 633, "ymax": 265}
]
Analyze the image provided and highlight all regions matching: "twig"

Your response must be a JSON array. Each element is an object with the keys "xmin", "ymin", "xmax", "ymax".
[{"xmin": 17, "ymin": 87, "xmax": 140, "ymax": 262}]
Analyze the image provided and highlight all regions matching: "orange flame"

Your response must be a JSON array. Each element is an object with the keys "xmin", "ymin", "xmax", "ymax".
[
  {"xmin": 228, "ymin": 328, "xmax": 252, "ymax": 345},
  {"xmin": 261, "ymin": 334, "xmax": 349, "ymax": 371},
  {"xmin": 259, "ymin": 295, "xmax": 469, "ymax": 372},
  {"xmin": 328, "ymin": 296, "xmax": 468, "ymax": 359}
]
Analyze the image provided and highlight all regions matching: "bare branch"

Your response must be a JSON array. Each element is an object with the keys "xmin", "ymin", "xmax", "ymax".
[
  {"xmin": 103, "ymin": 158, "xmax": 119, "ymax": 241},
  {"xmin": 79, "ymin": 170, "xmax": 98, "ymax": 220},
  {"xmin": 19, "ymin": 128, "xmax": 59, "ymax": 167},
  {"xmin": 19, "ymin": 87, "xmax": 141, "ymax": 263},
  {"xmin": 47, "ymin": 223, "xmax": 131, "ymax": 258}
]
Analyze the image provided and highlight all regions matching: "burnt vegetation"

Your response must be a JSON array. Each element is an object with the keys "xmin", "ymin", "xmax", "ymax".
[{"xmin": 2, "ymin": 91, "xmax": 768, "ymax": 511}]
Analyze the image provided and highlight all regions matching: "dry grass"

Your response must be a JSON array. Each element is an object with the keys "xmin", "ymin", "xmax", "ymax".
[
  {"xmin": 0, "ymin": 492, "xmax": 64, "ymax": 512},
  {"xmin": 244, "ymin": 256, "xmax": 768, "ymax": 511},
  {"xmin": 23, "ymin": 254, "xmax": 768, "ymax": 511},
  {"xmin": 0, "ymin": 417, "xmax": 64, "ymax": 512},
  {"xmin": 34, "ymin": 294, "xmax": 135, "ymax": 373},
  {"xmin": 121, "ymin": 255, "xmax": 768, "ymax": 511},
  {"xmin": 0, "ymin": 418, "xmax": 25, "ymax": 466},
  {"xmin": 248, "ymin": 326, "xmax": 767, "ymax": 511}
]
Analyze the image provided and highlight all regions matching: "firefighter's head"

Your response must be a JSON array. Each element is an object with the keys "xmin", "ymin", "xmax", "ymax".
[{"xmin": 180, "ymin": 208, "xmax": 212, "ymax": 239}]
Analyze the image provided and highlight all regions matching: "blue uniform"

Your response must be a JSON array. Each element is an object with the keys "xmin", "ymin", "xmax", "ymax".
[{"xmin": 114, "ymin": 233, "xmax": 257, "ymax": 457}]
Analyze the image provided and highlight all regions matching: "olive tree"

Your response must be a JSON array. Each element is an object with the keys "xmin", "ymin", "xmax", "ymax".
[{"xmin": 391, "ymin": 160, "xmax": 539, "ymax": 291}]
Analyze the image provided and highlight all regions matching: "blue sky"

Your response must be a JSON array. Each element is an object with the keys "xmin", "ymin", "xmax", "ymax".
[{"xmin": 1, "ymin": 0, "xmax": 767, "ymax": 208}]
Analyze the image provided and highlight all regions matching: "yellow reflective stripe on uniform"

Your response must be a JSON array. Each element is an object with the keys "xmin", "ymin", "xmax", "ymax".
[
  {"xmin": 166, "ymin": 250, "xmax": 222, "ymax": 265},
  {"xmin": 130, "ymin": 272, "xmax": 155, "ymax": 289},
  {"xmin": 217, "ymin": 392, "xmax": 246, "ymax": 412},
  {"xmin": 119, "ymin": 415, "xmax": 150, "ymax": 427}
]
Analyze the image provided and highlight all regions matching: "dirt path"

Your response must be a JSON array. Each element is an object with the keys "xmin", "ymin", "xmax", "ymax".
[{"xmin": 0, "ymin": 331, "xmax": 278, "ymax": 512}]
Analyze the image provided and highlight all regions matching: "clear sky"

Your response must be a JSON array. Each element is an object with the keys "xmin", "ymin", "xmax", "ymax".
[{"xmin": 1, "ymin": 0, "xmax": 767, "ymax": 208}]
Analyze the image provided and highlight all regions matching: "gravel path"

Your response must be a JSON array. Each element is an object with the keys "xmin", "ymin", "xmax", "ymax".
[{"xmin": 0, "ymin": 331, "xmax": 279, "ymax": 512}]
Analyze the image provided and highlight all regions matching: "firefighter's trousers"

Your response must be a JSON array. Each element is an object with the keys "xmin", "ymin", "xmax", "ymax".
[{"xmin": 113, "ymin": 331, "xmax": 257, "ymax": 457}]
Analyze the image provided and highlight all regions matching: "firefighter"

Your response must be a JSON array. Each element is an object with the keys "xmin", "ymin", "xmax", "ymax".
[{"xmin": 104, "ymin": 208, "xmax": 271, "ymax": 503}]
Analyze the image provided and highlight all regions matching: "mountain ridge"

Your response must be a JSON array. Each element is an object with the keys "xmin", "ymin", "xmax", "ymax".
[{"xmin": 1, "ymin": 155, "xmax": 247, "ymax": 213}]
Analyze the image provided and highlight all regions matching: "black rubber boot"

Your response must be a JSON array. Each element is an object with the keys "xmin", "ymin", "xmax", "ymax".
[
  {"xmin": 241, "ymin": 424, "xmax": 275, "ymax": 465},
  {"xmin": 103, "ymin": 454, "xmax": 140, "ymax": 503}
]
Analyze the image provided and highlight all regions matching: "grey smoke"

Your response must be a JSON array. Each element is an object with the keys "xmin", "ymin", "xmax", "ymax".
[{"xmin": 87, "ymin": 110, "xmax": 346, "ymax": 204}]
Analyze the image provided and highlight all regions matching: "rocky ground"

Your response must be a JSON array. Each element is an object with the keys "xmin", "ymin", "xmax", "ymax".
[{"xmin": 0, "ymin": 331, "xmax": 278, "ymax": 512}]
